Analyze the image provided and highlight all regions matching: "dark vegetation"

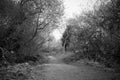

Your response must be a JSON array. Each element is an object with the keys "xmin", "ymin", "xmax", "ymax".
[
  {"xmin": 0, "ymin": 0, "xmax": 63, "ymax": 66},
  {"xmin": 62, "ymin": 0, "xmax": 120, "ymax": 70},
  {"xmin": 0, "ymin": 0, "xmax": 63, "ymax": 79}
]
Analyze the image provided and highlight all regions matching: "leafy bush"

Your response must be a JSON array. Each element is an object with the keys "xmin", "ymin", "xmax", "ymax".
[
  {"xmin": 0, "ymin": 0, "xmax": 64, "ymax": 65},
  {"xmin": 62, "ymin": 0, "xmax": 120, "ymax": 69}
]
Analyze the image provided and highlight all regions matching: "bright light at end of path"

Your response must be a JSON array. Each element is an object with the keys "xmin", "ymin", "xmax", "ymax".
[
  {"xmin": 52, "ymin": 29, "xmax": 63, "ymax": 41},
  {"xmin": 51, "ymin": 0, "xmax": 100, "ymax": 41}
]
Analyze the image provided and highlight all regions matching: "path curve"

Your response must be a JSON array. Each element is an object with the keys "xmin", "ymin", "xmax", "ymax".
[
  {"xmin": 31, "ymin": 62, "xmax": 120, "ymax": 80},
  {"xmin": 30, "ymin": 52, "xmax": 120, "ymax": 80}
]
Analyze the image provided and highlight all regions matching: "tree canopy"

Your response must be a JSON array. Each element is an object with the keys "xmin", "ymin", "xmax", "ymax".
[
  {"xmin": 62, "ymin": 0, "xmax": 120, "ymax": 68},
  {"xmin": 0, "ymin": 0, "xmax": 64, "ymax": 64}
]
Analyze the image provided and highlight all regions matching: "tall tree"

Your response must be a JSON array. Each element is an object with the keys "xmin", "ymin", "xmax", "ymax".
[
  {"xmin": 0, "ymin": 0, "xmax": 64, "ymax": 63},
  {"xmin": 62, "ymin": 0, "xmax": 120, "ymax": 67}
]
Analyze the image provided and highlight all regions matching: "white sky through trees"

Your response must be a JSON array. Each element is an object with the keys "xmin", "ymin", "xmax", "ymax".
[
  {"xmin": 52, "ymin": 0, "xmax": 98, "ymax": 41},
  {"xmin": 63, "ymin": 0, "xmax": 97, "ymax": 19}
]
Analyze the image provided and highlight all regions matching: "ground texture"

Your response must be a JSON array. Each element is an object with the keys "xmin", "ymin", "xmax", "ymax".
[
  {"xmin": 29, "ymin": 52, "xmax": 120, "ymax": 80},
  {"xmin": 1, "ymin": 52, "xmax": 120, "ymax": 80}
]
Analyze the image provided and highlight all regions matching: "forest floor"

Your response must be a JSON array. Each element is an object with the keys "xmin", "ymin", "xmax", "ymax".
[
  {"xmin": 0, "ymin": 51, "xmax": 120, "ymax": 80},
  {"xmin": 30, "ymin": 52, "xmax": 120, "ymax": 80}
]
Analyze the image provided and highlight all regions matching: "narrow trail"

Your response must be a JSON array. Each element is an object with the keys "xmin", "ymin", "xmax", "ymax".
[{"xmin": 31, "ymin": 52, "xmax": 120, "ymax": 80}]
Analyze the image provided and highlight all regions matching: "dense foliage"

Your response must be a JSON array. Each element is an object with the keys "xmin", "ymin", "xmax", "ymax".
[
  {"xmin": 0, "ymin": 0, "xmax": 64, "ymax": 65},
  {"xmin": 62, "ymin": 0, "xmax": 120, "ymax": 69}
]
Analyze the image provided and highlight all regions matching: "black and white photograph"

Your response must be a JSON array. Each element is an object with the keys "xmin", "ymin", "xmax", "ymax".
[{"xmin": 0, "ymin": 0, "xmax": 120, "ymax": 80}]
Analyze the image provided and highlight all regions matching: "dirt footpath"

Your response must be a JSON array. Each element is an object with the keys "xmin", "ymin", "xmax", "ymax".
[{"xmin": 31, "ymin": 62, "xmax": 120, "ymax": 80}]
